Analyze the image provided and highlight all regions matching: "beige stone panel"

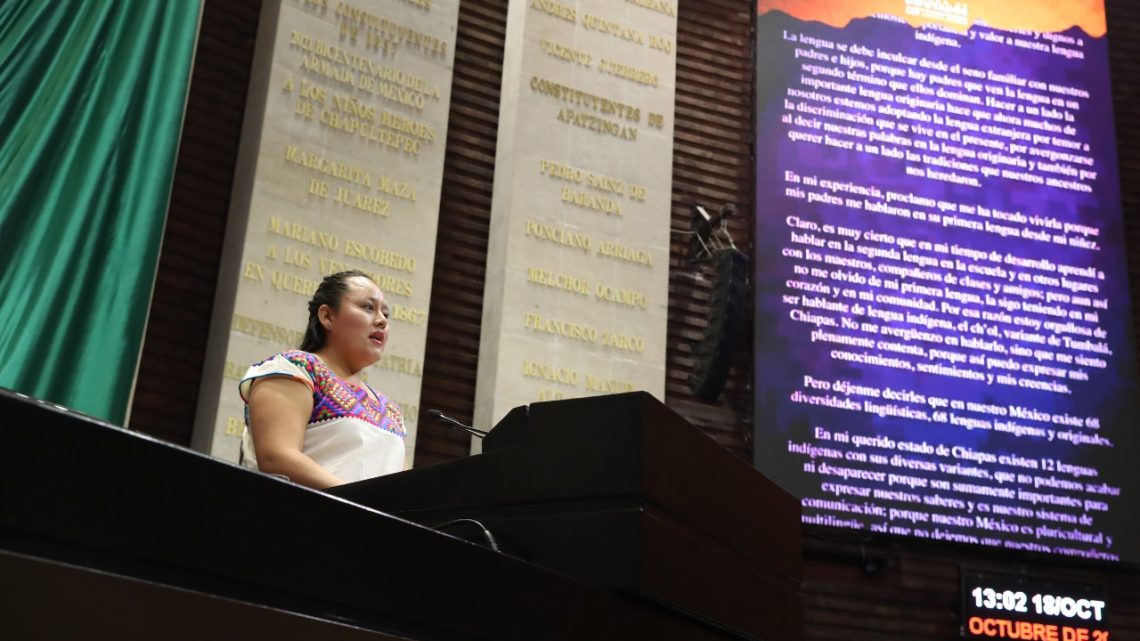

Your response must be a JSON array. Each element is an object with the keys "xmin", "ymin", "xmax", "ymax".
[
  {"xmin": 475, "ymin": 0, "xmax": 678, "ymax": 446},
  {"xmin": 503, "ymin": 307, "xmax": 667, "ymax": 401},
  {"xmin": 519, "ymin": 14, "xmax": 586, "ymax": 48},
  {"xmin": 475, "ymin": 286, "xmax": 669, "ymax": 434},
  {"xmin": 501, "ymin": 252, "xmax": 666, "ymax": 381},
  {"xmin": 505, "ymin": 172, "xmax": 672, "ymax": 258},
  {"xmin": 482, "ymin": 333, "xmax": 547, "ymax": 423},
  {"xmin": 572, "ymin": 3, "xmax": 676, "ymax": 64},
  {"xmin": 510, "ymin": 180, "xmax": 630, "ymax": 243}
]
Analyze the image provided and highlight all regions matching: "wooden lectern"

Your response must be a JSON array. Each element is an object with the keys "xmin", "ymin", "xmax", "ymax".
[
  {"xmin": 0, "ymin": 388, "xmax": 800, "ymax": 640},
  {"xmin": 331, "ymin": 392, "xmax": 802, "ymax": 641}
]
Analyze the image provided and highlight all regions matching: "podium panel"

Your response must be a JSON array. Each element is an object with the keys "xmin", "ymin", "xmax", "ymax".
[
  {"xmin": 331, "ymin": 393, "xmax": 803, "ymax": 640},
  {"xmin": 0, "ymin": 389, "xmax": 737, "ymax": 641}
]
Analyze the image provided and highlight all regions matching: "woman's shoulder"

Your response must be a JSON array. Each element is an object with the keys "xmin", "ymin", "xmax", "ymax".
[
  {"xmin": 274, "ymin": 349, "xmax": 321, "ymax": 371},
  {"xmin": 248, "ymin": 350, "xmax": 323, "ymax": 378},
  {"xmin": 239, "ymin": 350, "xmax": 322, "ymax": 402}
]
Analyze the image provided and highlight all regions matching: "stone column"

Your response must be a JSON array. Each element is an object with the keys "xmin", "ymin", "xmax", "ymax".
[{"xmin": 474, "ymin": 0, "xmax": 679, "ymax": 443}]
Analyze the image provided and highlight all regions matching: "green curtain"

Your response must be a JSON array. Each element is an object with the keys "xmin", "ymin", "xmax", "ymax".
[{"xmin": 0, "ymin": 1, "xmax": 200, "ymax": 424}]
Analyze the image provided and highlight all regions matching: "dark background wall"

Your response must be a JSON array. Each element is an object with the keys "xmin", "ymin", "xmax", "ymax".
[{"xmin": 129, "ymin": 0, "xmax": 1140, "ymax": 637}]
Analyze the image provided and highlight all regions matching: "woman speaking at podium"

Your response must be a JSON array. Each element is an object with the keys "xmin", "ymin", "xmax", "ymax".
[{"xmin": 237, "ymin": 270, "xmax": 405, "ymax": 489}]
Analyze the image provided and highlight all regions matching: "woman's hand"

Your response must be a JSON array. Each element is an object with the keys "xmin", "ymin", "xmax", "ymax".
[{"xmin": 246, "ymin": 377, "xmax": 345, "ymax": 489}]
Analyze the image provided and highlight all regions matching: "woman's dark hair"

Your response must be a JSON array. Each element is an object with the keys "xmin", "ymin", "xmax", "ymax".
[{"xmin": 299, "ymin": 270, "xmax": 373, "ymax": 352}]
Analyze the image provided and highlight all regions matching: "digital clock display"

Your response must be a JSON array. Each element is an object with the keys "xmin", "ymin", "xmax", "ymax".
[
  {"xmin": 963, "ymin": 573, "xmax": 1109, "ymax": 640},
  {"xmin": 970, "ymin": 586, "xmax": 1105, "ymax": 620}
]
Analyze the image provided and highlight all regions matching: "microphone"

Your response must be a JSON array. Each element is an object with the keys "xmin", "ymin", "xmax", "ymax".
[{"xmin": 426, "ymin": 409, "xmax": 488, "ymax": 439}]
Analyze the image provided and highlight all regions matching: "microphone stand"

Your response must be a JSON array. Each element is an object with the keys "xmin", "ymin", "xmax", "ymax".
[{"xmin": 425, "ymin": 409, "xmax": 488, "ymax": 439}]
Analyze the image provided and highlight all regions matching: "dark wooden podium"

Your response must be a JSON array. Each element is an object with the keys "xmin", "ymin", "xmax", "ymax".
[
  {"xmin": 330, "ymin": 392, "xmax": 802, "ymax": 641},
  {"xmin": 0, "ymin": 388, "xmax": 800, "ymax": 640}
]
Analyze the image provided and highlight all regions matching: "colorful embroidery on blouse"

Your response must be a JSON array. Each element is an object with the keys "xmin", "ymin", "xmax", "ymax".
[{"xmin": 256, "ymin": 350, "xmax": 406, "ymax": 438}]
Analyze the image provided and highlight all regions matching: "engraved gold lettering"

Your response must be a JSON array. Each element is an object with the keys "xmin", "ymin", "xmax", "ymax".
[
  {"xmin": 299, "ymin": 53, "xmax": 355, "ymax": 87},
  {"xmin": 389, "ymin": 303, "xmax": 428, "ymax": 325},
  {"xmin": 309, "ymin": 178, "xmax": 330, "ymax": 197},
  {"xmin": 268, "ymin": 217, "xmax": 340, "ymax": 251},
  {"xmin": 596, "ymin": 239, "xmax": 653, "ymax": 267},
  {"xmin": 522, "ymin": 360, "xmax": 579, "ymax": 386},
  {"xmin": 242, "ymin": 261, "xmax": 266, "ymax": 282},
  {"xmin": 537, "ymin": 388, "xmax": 581, "ymax": 402},
  {"xmin": 523, "ymin": 313, "xmax": 598, "ymax": 343},
  {"xmin": 584, "ymin": 172, "xmax": 624, "ymax": 195},
  {"xmin": 540, "ymin": 160, "xmax": 629, "ymax": 197},
  {"xmin": 600, "ymin": 331, "xmax": 645, "ymax": 353},
  {"xmin": 539, "ymin": 159, "xmax": 583, "ymax": 183},
  {"xmin": 594, "ymin": 283, "xmax": 647, "ymax": 309},
  {"xmin": 295, "ymin": 97, "xmax": 317, "ymax": 119},
  {"xmin": 529, "ymin": 0, "xmax": 576, "ymax": 22},
  {"xmin": 270, "ymin": 270, "xmax": 321, "ymax": 296},
  {"xmin": 286, "ymin": 158, "xmax": 416, "ymax": 204},
  {"xmin": 561, "ymin": 186, "xmax": 622, "ymax": 216},
  {"xmin": 555, "ymin": 107, "xmax": 638, "ymax": 142},
  {"xmin": 530, "ymin": 76, "xmax": 641, "ymax": 122},
  {"xmin": 231, "ymin": 313, "xmax": 306, "ymax": 347},
  {"xmin": 377, "ymin": 109, "xmax": 436, "ymax": 141},
  {"xmin": 224, "ymin": 416, "xmax": 244, "ymax": 437},
  {"xmin": 299, "ymin": 79, "xmax": 327, "ymax": 103},
  {"xmin": 374, "ymin": 354, "xmax": 424, "ymax": 377},
  {"xmin": 598, "ymin": 58, "xmax": 658, "ymax": 87},
  {"xmin": 623, "ymin": 0, "xmax": 676, "ymax": 17},
  {"xmin": 332, "ymin": 92, "xmax": 376, "ymax": 121},
  {"xmin": 374, "ymin": 173, "xmax": 417, "ymax": 202},
  {"xmin": 648, "ymin": 34, "xmax": 674, "ymax": 54},
  {"xmin": 524, "ymin": 219, "xmax": 591, "ymax": 252},
  {"xmin": 334, "ymin": 4, "xmax": 447, "ymax": 56},
  {"xmin": 282, "ymin": 246, "xmax": 312, "ymax": 269},
  {"xmin": 355, "ymin": 73, "xmax": 428, "ymax": 109},
  {"xmin": 539, "ymin": 38, "xmax": 591, "ymax": 66},
  {"xmin": 343, "ymin": 239, "xmax": 417, "ymax": 272},
  {"xmin": 581, "ymin": 14, "xmax": 645, "ymax": 45},
  {"xmin": 318, "ymin": 109, "xmax": 424, "ymax": 155},
  {"xmin": 332, "ymin": 185, "xmax": 391, "ymax": 217},
  {"xmin": 526, "ymin": 267, "xmax": 591, "ymax": 295},
  {"xmin": 295, "ymin": 24, "xmax": 445, "ymax": 104},
  {"xmin": 584, "ymin": 374, "xmax": 637, "ymax": 392}
]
